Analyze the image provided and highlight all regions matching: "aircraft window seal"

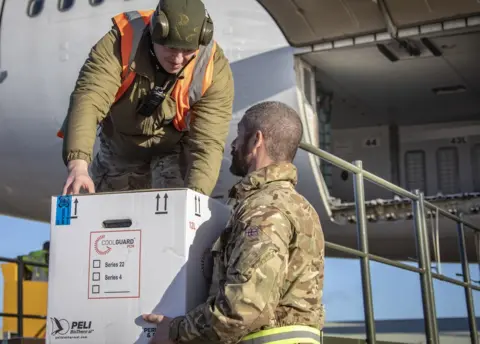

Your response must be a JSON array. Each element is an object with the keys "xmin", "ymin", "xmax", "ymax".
[
  {"xmin": 471, "ymin": 144, "xmax": 480, "ymax": 192},
  {"xmin": 58, "ymin": 0, "xmax": 74, "ymax": 12},
  {"xmin": 436, "ymin": 146, "xmax": 460, "ymax": 194},
  {"xmin": 317, "ymin": 94, "xmax": 333, "ymax": 191},
  {"xmin": 404, "ymin": 150, "xmax": 427, "ymax": 194},
  {"xmin": 89, "ymin": 0, "xmax": 104, "ymax": 6},
  {"xmin": 303, "ymin": 67, "xmax": 313, "ymax": 106},
  {"xmin": 26, "ymin": 0, "xmax": 44, "ymax": 18}
]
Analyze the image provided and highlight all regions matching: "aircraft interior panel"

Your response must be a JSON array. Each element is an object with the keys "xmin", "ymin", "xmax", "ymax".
[
  {"xmin": 328, "ymin": 125, "xmax": 393, "ymax": 203},
  {"xmin": 399, "ymin": 122, "xmax": 480, "ymax": 197}
]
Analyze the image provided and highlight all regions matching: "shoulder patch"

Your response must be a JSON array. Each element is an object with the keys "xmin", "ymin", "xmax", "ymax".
[{"xmin": 245, "ymin": 226, "xmax": 259, "ymax": 238}]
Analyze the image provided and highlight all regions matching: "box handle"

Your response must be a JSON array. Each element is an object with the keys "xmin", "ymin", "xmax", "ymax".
[{"xmin": 102, "ymin": 219, "xmax": 132, "ymax": 228}]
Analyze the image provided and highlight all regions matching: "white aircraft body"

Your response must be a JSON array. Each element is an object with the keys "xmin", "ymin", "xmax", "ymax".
[{"xmin": 1, "ymin": 0, "xmax": 480, "ymax": 263}]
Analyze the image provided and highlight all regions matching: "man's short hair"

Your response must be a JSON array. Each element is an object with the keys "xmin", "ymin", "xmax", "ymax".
[{"xmin": 241, "ymin": 101, "xmax": 303, "ymax": 162}]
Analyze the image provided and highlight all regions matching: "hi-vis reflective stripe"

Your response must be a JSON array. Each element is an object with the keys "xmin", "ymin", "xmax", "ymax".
[
  {"xmin": 113, "ymin": 10, "xmax": 152, "ymax": 102},
  {"xmin": 241, "ymin": 325, "xmax": 322, "ymax": 344},
  {"xmin": 171, "ymin": 38, "xmax": 216, "ymax": 132}
]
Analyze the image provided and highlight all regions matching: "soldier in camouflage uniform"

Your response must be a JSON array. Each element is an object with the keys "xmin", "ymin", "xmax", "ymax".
[
  {"xmin": 59, "ymin": 0, "xmax": 234, "ymax": 196},
  {"xmin": 142, "ymin": 101, "xmax": 325, "ymax": 344},
  {"xmin": 21, "ymin": 241, "xmax": 49, "ymax": 281}
]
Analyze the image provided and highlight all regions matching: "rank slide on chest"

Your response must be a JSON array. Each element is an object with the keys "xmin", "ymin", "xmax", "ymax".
[{"xmin": 88, "ymin": 230, "xmax": 142, "ymax": 299}]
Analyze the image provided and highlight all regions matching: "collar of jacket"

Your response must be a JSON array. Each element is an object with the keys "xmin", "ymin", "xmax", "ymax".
[{"xmin": 229, "ymin": 162, "xmax": 298, "ymax": 201}]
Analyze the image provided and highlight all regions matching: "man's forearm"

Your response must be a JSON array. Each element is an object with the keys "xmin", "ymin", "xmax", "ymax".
[{"xmin": 62, "ymin": 96, "xmax": 99, "ymax": 166}]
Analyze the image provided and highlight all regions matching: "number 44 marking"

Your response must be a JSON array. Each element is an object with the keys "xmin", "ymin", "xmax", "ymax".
[{"xmin": 363, "ymin": 138, "xmax": 380, "ymax": 148}]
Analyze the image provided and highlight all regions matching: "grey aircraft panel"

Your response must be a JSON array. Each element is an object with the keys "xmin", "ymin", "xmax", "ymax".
[{"xmin": 256, "ymin": 0, "xmax": 480, "ymax": 47}]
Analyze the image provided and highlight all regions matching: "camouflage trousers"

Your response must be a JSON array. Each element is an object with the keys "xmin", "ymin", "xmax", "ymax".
[{"xmin": 89, "ymin": 133, "xmax": 186, "ymax": 192}]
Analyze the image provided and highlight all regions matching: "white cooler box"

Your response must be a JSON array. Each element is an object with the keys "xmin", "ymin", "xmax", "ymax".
[{"xmin": 46, "ymin": 188, "xmax": 231, "ymax": 343}]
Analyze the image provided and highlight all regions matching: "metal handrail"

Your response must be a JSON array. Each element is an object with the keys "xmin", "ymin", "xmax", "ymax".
[
  {"xmin": 299, "ymin": 141, "xmax": 479, "ymax": 344},
  {"xmin": 0, "ymin": 255, "xmax": 48, "ymax": 338}
]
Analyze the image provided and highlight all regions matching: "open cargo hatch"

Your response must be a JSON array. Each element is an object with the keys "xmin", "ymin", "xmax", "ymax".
[{"xmin": 256, "ymin": 0, "xmax": 480, "ymax": 48}]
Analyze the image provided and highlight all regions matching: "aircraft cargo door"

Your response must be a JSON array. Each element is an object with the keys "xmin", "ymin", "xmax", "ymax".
[
  {"xmin": 0, "ymin": 0, "xmax": 6, "ymax": 84},
  {"xmin": 294, "ymin": 57, "xmax": 333, "ymax": 219}
]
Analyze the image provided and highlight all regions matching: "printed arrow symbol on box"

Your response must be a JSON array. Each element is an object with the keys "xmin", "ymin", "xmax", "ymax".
[
  {"xmin": 156, "ymin": 193, "xmax": 169, "ymax": 214},
  {"xmin": 73, "ymin": 198, "xmax": 78, "ymax": 216},
  {"xmin": 163, "ymin": 193, "xmax": 168, "ymax": 211},
  {"xmin": 194, "ymin": 195, "xmax": 201, "ymax": 217}
]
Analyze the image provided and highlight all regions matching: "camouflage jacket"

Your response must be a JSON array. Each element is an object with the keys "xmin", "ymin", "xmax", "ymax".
[
  {"xmin": 61, "ymin": 24, "xmax": 234, "ymax": 196},
  {"xmin": 169, "ymin": 162, "xmax": 325, "ymax": 343}
]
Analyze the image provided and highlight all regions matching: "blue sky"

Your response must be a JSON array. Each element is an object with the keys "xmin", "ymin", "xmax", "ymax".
[{"xmin": 1, "ymin": 215, "xmax": 479, "ymax": 331}]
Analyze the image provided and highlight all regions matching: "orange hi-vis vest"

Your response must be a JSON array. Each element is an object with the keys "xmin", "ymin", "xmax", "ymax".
[{"xmin": 56, "ymin": 9, "xmax": 217, "ymax": 139}]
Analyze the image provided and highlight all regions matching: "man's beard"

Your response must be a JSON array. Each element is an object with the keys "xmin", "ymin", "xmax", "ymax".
[{"xmin": 229, "ymin": 148, "xmax": 249, "ymax": 177}]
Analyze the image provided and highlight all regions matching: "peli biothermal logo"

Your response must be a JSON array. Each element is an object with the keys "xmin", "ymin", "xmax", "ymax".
[
  {"xmin": 50, "ymin": 317, "xmax": 95, "ymax": 338},
  {"xmin": 50, "ymin": 317, "xmax": 70, "ymax": 335},
  {"xmin": 94, "ymin": 235, "xmax": 136, "ymax": 255}
]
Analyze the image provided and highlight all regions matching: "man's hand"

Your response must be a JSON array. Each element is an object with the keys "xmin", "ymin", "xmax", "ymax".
[
  {"xmin": 62, "ymin": 159, "xmax": 95, "ymax": 195},
  {"xmin": 142, "ymin": 313, "xmax": 174, "ymax": 344}
]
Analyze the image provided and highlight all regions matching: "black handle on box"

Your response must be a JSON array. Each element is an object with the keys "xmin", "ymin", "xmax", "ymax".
[{"xmin": 102, "ymin": 219, "xmax": 133, "ymax": 228}]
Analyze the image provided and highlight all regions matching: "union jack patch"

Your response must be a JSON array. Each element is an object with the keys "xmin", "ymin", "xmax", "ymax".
[{"xmin": 246, "ymin": 226, "xmax": 259, "ymax": 237}]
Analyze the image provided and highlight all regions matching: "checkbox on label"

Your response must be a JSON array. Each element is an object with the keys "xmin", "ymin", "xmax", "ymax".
[
  {"xmin": 92, "ymin": 285, "xmax": 100, "ymax": 294},
  {"xmin": 92, "ymin": 272, "xmax": 100, "ymax": 281},
  {"xmin": 93, "ymin": 260, "xmax": 101, "ymax": 268}
]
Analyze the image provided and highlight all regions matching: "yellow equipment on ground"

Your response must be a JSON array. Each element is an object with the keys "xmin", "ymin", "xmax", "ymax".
[{"xmin": 1, "ymin": 261, "xmax": 48, "ymax": 339}]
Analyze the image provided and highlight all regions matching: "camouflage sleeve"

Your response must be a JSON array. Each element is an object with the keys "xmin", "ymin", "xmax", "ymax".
[
  {"xmin": 61, "ymin": 26, "xmax": 122, "ymax": 165},
  {"xmin": 169, "ymin": 206, "xmax": 291, "ymax": 344},
  {"xmin": 183, "ymin": 45, "xmax": 234, "ymax": 196}
]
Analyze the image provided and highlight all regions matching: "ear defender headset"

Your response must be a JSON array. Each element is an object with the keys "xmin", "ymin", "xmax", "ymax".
[
  {"xmin": 138, "ymin": 1, "xmax": 213, "ymax": 118},
  {"xmin": 149, "ymin": 0, "xmax": 214, "ymax": 47}
]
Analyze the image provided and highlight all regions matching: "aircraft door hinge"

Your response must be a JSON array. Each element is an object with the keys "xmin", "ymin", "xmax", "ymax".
[{"xmin": 373, "ymin": 0, "xmax": 398, "ymax": 39}]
